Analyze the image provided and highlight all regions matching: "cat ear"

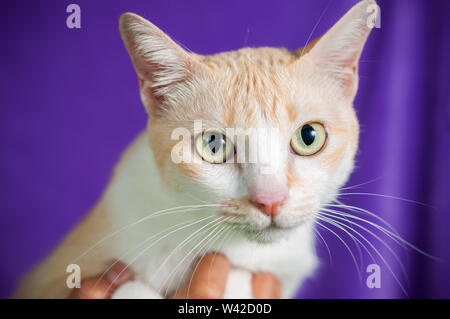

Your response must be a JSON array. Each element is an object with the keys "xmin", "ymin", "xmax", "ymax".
[
  {"xmin": 302, "ymin": 0, "xmax": 378, "ymax": 99},
  {"xmin": 119, "ymin": 13, "xmax": 203, "ymax": 115}
]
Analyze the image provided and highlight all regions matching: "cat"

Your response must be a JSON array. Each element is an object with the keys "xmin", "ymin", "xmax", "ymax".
[{"xmin": 15, "ymin": 0, "xmax": 377, "ymax": 298}]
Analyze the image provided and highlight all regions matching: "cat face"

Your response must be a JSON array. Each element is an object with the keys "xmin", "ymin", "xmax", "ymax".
[{"xmin": 120, "ymin": 0, "xmax": 376, "ymax": 243}]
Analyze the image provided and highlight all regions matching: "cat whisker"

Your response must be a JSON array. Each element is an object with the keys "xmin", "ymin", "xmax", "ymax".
[
  {"xmin": 151, "ymin": 215, "xmax": 229, "ymax": 283},
  {"xmin": 319, "ymin": 215, "xmax": 377, "ymax": 265},
  {"xmin": 314, "ymin": 219, "xmax": 362, "ymax": 282},
  {"xmin": 323, "ymin": 207, "xmax": 439, "ymax": 261},
  {"xmin": 329, "ymin": 200, "xmax": 410, "ymax": 261},
  {"xmin": 167, "ymin": 221, "xmax": 234, "ymax": 298},
  {"xmin": 183, "ymin": 221, "xmax": 235, "ymax": 299},
  {"xmin": 185, "ymin": 192, "xmax": 211, "ymax": 205},
  {"xmin": 326, "ymin": 210, "xmax": 364, "ymax": 270},
  {"xmin": 313, "ymin": 228, "xmax": 333, "ymax": 265},
  {"xmin": 318, "ymin": 212, "xmax": 410, "ymax": 296},
  {"xmin": 326, "ymin": 201, "xmax": 405, "ymax": 260},
  {"xmin": 328, "ymin": 201, "xmax": 412, "ymax": 263},
  {"xmin": 335, "ymin": 192, "xmax": 434, "ymax": 209},
  {"xmin": 94, "ymin": 216, "xmax": 208, "ymax": 291},
  {"xmin": 73, "ymin": 203, "xmax": 229, "ymax": 263},
  {"xmin": 319, "ymin": 210, "xmax": 408, "ymax": 283},
  {"xmin": 168, "ymin": 224, "xmax": 229, "ymax": 297},
  {"xmin": 338, "ymin": 176, "xmax": 384, "ymax": 191},
  {"xmin": 102, "ymin": 214, "xmax": 219, "ymax": 293},
  {"xmin": 219, "ymin": 212, "xmax": 247, "ymax": 220},
  {"xmin": 161, "ymin": 217, "xmax": 232, "ymax": 297},
  {"xmin": 205, "ymin": 224, "xmax": 236, "ymax": 285},
  {"xmin": 320, "ymin": 216, "xmax": 371, "ymax": 277},
  {"xmin": 328, "ymin": 201, "xmax": 398, "ymax": 234},
  {"xmin": 162, "ymin": 221, "xmax": 224, "ymax": 297},
  {"xmin": 316, "ymin": 215, "xmax": 365, "ymax": 281}
]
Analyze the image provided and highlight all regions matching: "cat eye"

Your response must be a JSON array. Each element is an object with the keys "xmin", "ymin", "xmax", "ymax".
[
  {"xmin": 290, "ymin": 123, "xmax": 326, "ymax": 156},
  {"xmin": 195, "ymin": 132, "xmax": 233, "ymax": 164}
]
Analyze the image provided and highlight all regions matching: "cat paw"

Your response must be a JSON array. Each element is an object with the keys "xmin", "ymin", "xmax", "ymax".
[
  {"xmin": 223, "ymin": 268, "xmax": 253, "ymax": 299},
  {"xmin": 111, "ymin": 280, "xmax": 162, "ymax": 299}
]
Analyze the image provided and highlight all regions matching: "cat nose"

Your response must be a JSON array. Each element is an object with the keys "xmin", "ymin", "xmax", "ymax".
[{"xmin": 251, "ymin": 192, "xmax": 287, "ymax": 218}]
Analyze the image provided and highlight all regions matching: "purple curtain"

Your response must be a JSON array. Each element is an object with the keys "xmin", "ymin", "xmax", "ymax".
[{"xmin": 0, "ymin": 0, "xmax": 449, "ymax": 298}]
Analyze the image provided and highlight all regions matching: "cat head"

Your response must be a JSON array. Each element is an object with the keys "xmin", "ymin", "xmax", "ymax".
[{"xmin": 119, "ymin": 0, "xmax": 377, "ymax": 243}]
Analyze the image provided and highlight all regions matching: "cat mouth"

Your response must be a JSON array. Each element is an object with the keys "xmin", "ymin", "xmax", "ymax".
[
  {"xmin": 266, "ymin": 220, "xmax": 299, "ymax": 232},
  {"xmin": 260, "ymin": 223, "xmax": 289, "ymax": 232},
  {"xmin": 219, "ymin": 211, "xmax": 307, "ymax": 230},
  {"xmin": 246, "ymin": 223, "xmax": 295, "ymax": 243},
  {"xmin": 218, "ymin": 212, "xmax": 305, "ymax": 243}
]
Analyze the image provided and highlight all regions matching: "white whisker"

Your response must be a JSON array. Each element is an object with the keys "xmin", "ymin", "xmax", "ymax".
[
  {"xmin": 74, "ymin": 203, "xmax": 228, "ymax": 263},
  {"xmin": 322, "ymin": 209, "xmax": 409, "ymax": 277},
  {"xmin": 318, "ymin": 215, "xmax": 376, "ymax": 278},
  {"xmin": 323, "ymin": 207, "xmax": 439, "ymax": 261},
  {"xmin": 171, "ymin": 222, "xmax": 234, "ymax": 298},
  {"xmin": 319, "ymin": 211, "xmax": 409, "ymax": 296},
  {"xmin": 314, "ymin": 219, "xmax": 362, "ymax": 282},
  {"xmin": 206, "ymin": 225, "xmax": 236, "ymax": 284},
  {"xmin": 336, "ymin": 192, "xmax": 434, "ymax": 208},
  {"xmin": 161, "ymin": 217, "xmax": 231, "ymax": 297},
  {"xmin": 183, "ymin": 221, "xmax": 234, "ymax": 298},
  {"xmin": 328, "ymin": 202, "xmax": 398, "ymax": 234},
  {"xmin": 104, "ymin": 215, "xmax": 218, "ymax": 293},
  {"xmin": 313, "ymin": 228, "xmax": 333, "ymax": 264},
  {"xmin": 339, "ymin": 176, "xmax": 384, "ymax": 191},
  {"xmin": 320, "ymin": 211, "xmax": 407, "ymax": 282},
  {"xmin": 94, "ymin": 216, "xmax": 208, "ymax": 290},
  {"xmin": 151, "ymin": 215, "xmax": 228, "ymax": 283}
]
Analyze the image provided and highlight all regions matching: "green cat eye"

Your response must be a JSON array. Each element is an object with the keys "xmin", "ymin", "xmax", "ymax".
[
  {"xmin": 291, "ymin": 123, "xmax": 326, "ymax": 156},
  {"xmin": 195, "ymin": 131, "xmax": 233, "ymax": 164}
]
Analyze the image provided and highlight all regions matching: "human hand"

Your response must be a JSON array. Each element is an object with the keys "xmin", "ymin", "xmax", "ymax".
[{"xmin": 69, "ymin": 253, "xmax": 281, "ymax": 299}]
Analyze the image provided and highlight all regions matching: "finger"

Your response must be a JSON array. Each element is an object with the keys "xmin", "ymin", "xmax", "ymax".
[
  {"xmin": 169, "ymin": 285, "xmax": 189, "ymax": 299},
  {"xmin": 252, "ymin": 272, "xmax": 282, "ymax": 299},
  {"xmin": 69, "ymin": 262, "xmax": 134, "ymax": 299},
  {"xmin": 171, "ymin": 252, "xmax": 231, "ymax": 299},
  {"xmin": 105, "ymin": 262, "xmax": 134, "ymax": 288},
  {"xmin": 68, "ymin": 277, "xmax": 112, "ymax": 299}
]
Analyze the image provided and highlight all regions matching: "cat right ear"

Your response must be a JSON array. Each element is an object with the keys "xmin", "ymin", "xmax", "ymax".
[
  {"xmin": 119, "ymin": 13, "xmax": 203, "ymax": 115},
  {"xmin": 299, "ymin": 0, "xmax": 378, "ymax": 100}
]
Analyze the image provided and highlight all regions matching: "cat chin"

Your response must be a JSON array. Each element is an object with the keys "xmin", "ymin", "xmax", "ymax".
[{"xmin": 245, "ymin": 225, "xmax": 296, "ymax": 244}]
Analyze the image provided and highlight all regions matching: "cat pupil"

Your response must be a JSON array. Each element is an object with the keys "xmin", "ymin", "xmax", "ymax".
[
  {"xmin": 301, "ymin": 125, "xmax": 316, "ymax": 146},
  {"xmin": 206, "ymin": 134, "xmax": 225, "ymax": 154}
]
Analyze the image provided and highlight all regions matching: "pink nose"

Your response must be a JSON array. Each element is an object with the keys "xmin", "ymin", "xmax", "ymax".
[{"xmin": 252, "ymin": 192, "xmax": 287, "ymax": 218}]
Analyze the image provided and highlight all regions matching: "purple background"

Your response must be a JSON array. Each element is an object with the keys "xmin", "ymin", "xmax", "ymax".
[{"xmin": 1, "ymin": 0, "xmax": 449, "ymax": 298}]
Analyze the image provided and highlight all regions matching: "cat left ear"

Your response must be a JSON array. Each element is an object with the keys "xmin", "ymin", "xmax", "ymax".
[
  {"xmin": 303, "ymin": 0, "xmax": 378, "ymax": 99},
  {"xmin": 119, "ymin": 13, "xmax": 204, "ymax": 115}
]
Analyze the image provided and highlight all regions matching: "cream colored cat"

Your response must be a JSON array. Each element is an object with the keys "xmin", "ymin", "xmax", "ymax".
[{"xmin": 16, "ymin": 0, "xmax": 377, "ymax": 298}]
